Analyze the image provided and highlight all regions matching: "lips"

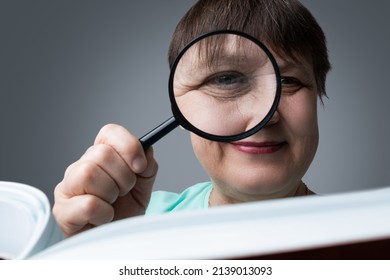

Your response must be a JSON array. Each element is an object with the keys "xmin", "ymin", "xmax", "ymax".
[{"xmin": 231, "ymin": 141, "xmax": 285, "ymax": 154}]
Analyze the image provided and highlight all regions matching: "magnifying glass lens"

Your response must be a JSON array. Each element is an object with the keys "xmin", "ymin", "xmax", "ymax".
[
  {"xmin": 171, "ymin": 33, "xmax": 279, "ymax": 138},
  {"xmin": 140, "ymin": 31, "xmax": 280, "ymax": 150}
]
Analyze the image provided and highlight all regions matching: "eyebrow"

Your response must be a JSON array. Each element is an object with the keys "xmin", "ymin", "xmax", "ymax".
[
  {"xmin": 185, "ymin": 53, "xmax": 262, "ymax": 73},
  {"xmin": 199, "ymin": 47, "xmax": 274, "ymax": 71}
]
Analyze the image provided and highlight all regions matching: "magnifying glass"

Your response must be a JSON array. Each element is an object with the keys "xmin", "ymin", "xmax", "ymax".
[{"xmin": 140, "ymin": 30, "xmax": 281, "ymax": 149}]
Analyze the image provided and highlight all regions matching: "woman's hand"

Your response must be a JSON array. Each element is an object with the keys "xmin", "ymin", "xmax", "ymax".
[{"xmin": 52, "ymin": 124, "xmax": 158, "ymax": 237}]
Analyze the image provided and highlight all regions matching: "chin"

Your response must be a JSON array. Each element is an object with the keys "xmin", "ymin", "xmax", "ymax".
[
  {"xmin": 238, "ymin": 181, "xmax": 288, "ymax": 197},
  {"xmin": 215, "ymin": 170, "xmax": 295, "ymax": 200}
]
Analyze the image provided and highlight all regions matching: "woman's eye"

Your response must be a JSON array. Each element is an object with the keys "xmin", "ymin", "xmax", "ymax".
[
  {"xmin": 199, "ymin": 72, "xmax": 251, "ymax": 101},
  {"xmin": 281, "ymin": 76, "xmax": 304, "ymax": 94},
  {"xmin": 208, "ymin": 73, "xmax": 247, "ymax": 87}
]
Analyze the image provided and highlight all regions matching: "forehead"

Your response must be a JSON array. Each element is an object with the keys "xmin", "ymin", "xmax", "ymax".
[{"xmin": 179, "ymin": 34, "xmax": 273, "ymax": 68}]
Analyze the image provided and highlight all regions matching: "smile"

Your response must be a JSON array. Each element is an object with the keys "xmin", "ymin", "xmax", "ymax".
[{"xmin": 231, "ymin": 141, "xmax": 285, "ymax": 155}]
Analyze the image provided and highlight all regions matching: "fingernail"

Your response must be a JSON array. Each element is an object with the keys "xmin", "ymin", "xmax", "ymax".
[{"xmin": 132, "ymin": 156, "xmax": 147, "ymax": 173}]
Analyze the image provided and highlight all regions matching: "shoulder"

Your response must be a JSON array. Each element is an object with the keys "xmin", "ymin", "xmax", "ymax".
[{"xmin": 145, "ymin": 182, "xmax": 212, "ymax": 215}]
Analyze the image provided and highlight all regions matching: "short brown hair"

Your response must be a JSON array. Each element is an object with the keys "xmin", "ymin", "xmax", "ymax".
[{"xmin": 168, "ymin": 0, "xmax": 331, "ymax": 99}]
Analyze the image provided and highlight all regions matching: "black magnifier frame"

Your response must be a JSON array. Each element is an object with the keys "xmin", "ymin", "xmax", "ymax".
[{"xmin": 140, "ymin": 30, "xmax": 281, "ymax": 149}]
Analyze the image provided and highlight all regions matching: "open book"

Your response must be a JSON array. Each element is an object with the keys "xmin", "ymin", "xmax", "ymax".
[
  {"xmin": 1, "ymin": 181, "xmax": 390, "ymax": 260},
  {"xmin": 0, "ymin": 181, "xmax": 63, "ymax": 260}
]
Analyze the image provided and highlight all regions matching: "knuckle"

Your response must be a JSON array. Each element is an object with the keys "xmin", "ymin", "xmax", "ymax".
[
  {"xmin": 99, "ymin": 123, "xmax": 118, "ymax": 135},
  {"xmin": 53, "ymin": 182, "xmax": 65, "ymax": 199},
  {"xmin": 64, "ymin": 161, "xmax": 78, "ymax": 177},
  {"xmin": 119, "ymin": 135, "xmax": 140, "ymax": 157},
  {"xmin": 78, "ymin": 161, "xmax": 100, "ymax": 184},
  {"xmin": 115, "ymin": 169, "xmax": 138, "ymax": 197},
  {"xmin": 82, "ymin": 196, "xmax": 114, "ymax": 225},
  {"xmin": 65, "ymin": 161, "xmax": 102, "ymax": 193},
  {"xmin": 64, "ymin": 159, "xmax": 122, "ymax": 203},
  {"xmin": 52, "ymin": 202, "xmax": 61, "ymax": 221},
  {"xmin": 81, "ymin": 195, "xmax": 101, "ymax": 217},
  {"xmin": 95, "ymin": 123, "xmax": 122, "ymax": 144},
  {"xmin": 52, "ymin": 203, "xmax": 77, "ymax": 237},
  {"xmin": 90, "ymin": 143, "xmax": 115, "ymax": 163}
]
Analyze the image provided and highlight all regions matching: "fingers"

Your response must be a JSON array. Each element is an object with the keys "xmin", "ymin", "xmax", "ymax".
[
  {"xmin": 112, "ymin": 147, "xmax": 159, "ymax": 220},
  {"xmin": 91, "ymin": 123, "xmax": 158, "ymax": 195},
  {"xmin": 53, "ymin": 123, "xmax": 159, "ymax": 237},
  {"xmin": 95, "ymin": 124, "xmax": 147, "ymax": 173},
  {"xmin": 53, "ymin": 189, "xmax": 114, "ymax": 237},
  {"xmin": 78, "ymin": 144, "xmax": 136, "ymax": 197}
]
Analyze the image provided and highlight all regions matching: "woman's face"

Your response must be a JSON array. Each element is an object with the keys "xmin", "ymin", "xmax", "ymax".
[{"xmin": 189, "ymin": 52, "xmax": 319, "ymax": 203}]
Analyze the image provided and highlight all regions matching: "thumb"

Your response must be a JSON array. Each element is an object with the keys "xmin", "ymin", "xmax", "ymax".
[{"xmin": 135, "ymin": 146, "xmax": 158, "ymax": 184}]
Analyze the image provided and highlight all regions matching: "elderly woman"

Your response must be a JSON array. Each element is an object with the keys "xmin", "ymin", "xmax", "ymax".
[{"xmin": 53, "ymin": 0, "xmax": 331, "ymax": 237}]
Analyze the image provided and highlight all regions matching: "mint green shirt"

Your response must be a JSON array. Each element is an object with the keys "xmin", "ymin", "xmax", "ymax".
[{"xmin": 145, "ymin": 182, "xmax": 212, "ymax": 215}]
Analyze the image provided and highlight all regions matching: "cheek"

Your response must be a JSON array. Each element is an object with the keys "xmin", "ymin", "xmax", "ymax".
[
  {"xmin": 190, "ymin": 134, "xmax": 224, "ymax": 174},
  {"xmin": 280, "ymin": 90, "xmax": 319, "ymax": 168},
  {"xmin": 281, "ymin": 90, "xmax": 319, "ymax": 139}
]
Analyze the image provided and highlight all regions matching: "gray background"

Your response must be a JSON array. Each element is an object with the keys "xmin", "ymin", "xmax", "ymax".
[{"xmin": 1, "ymin": 0, "xmax": 389, "ymax": 204}]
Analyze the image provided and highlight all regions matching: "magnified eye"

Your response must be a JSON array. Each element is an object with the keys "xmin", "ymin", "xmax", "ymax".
[
  {"xmin": 205, "ymin": 72, "xmax": 248, "ymax": 87},
  {"xmin": 200, "ymin": 72, "xmax": 250, "ymax": 100},
  {"xmin": 210, "ymin": 73, "xmax": 247, "ymax": 86},
  {"xmin": 281, "ymin": 76, "xmax": 304, "ymax": 94}
]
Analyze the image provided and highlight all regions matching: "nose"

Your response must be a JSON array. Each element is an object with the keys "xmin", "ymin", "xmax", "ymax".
[{"xmin": 266, "ymin": 109, "xmax": 280, "ymax": 126}]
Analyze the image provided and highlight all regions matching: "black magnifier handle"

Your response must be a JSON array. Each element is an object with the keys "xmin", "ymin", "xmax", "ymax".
[{"xmin": 139, "ymin": 116, "xmax": 179, "ymax": 150}]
